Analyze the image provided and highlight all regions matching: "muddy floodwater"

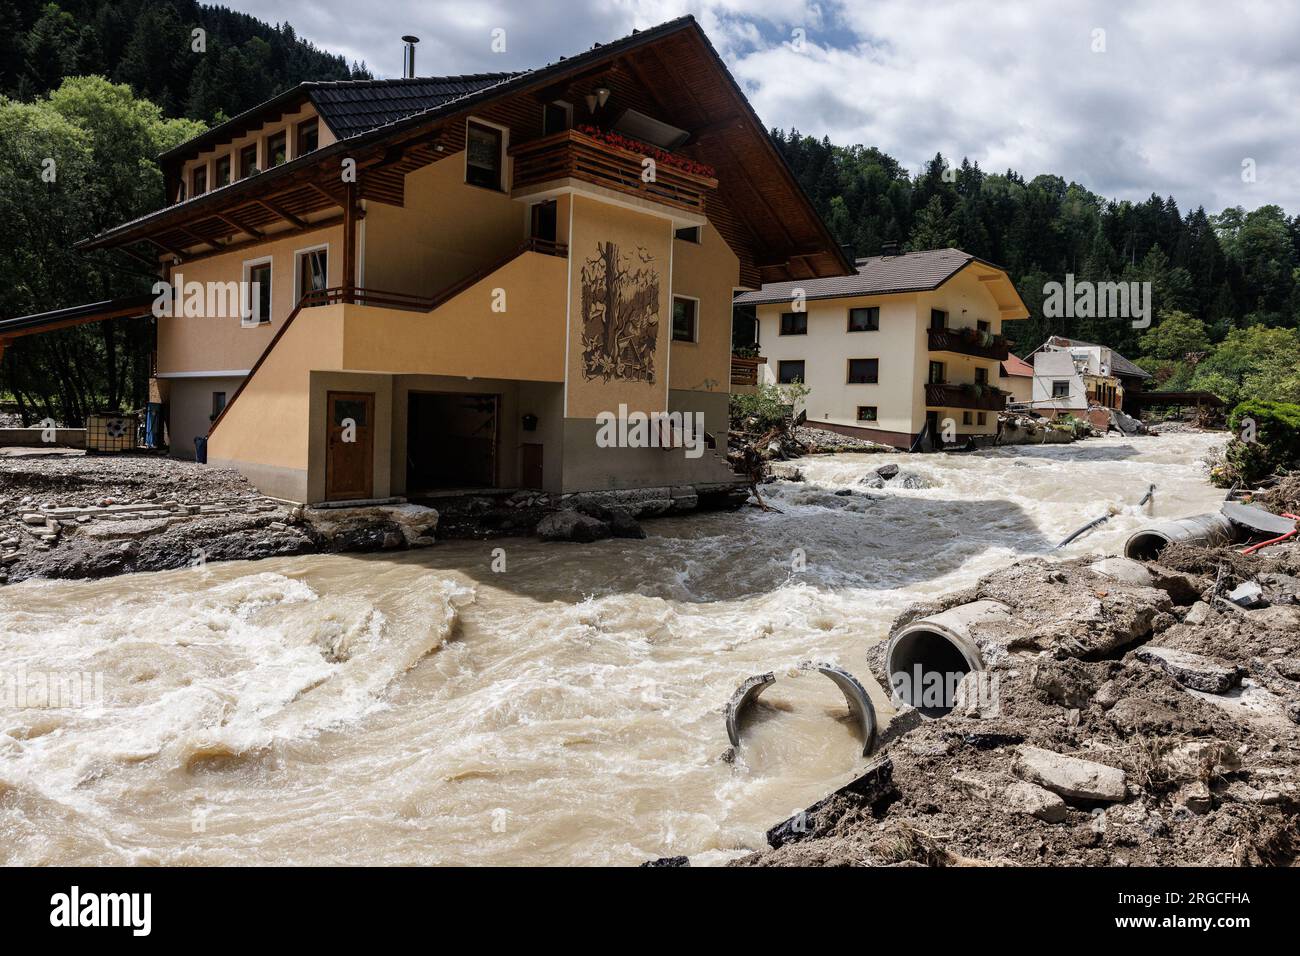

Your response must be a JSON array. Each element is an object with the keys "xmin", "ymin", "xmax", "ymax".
[{"xmin": 0, "ymin": 433, "xmax": 1228, "ymax": 865}]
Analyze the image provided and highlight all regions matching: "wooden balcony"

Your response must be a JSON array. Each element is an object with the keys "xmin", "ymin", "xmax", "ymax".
[
  {"xmin": 510, "ymin": 129, "xmax": 717, "ymax": 214},
  {"xmin": 927, "ymin": 327, "xmax": 1010, "ymax": 361},
  {"xmin": 925, "ymin": 382, "xmax": 1008, "ymax": 412},
  {"xmin": 730, "ymin": 354, "xmax": 766, "ymax": 387}
]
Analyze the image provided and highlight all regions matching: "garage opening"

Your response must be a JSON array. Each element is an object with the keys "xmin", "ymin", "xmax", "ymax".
[{"xmin": 406, "ymin": 392, "xmax": 498, "ymax": 491}]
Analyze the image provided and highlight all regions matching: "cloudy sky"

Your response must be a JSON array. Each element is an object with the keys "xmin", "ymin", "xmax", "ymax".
[{"xmin": 227, "ymin": 0, "xmax": 1299, "ymax": 215}]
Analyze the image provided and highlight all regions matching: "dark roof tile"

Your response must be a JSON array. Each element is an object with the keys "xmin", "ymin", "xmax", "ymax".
[{"xmin": 734, "ymin": 248, "xmax": 982, "ymax": 304}]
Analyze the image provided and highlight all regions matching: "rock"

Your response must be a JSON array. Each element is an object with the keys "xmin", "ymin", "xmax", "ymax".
[
  {"xmin": 1012, "ymin": 745, "xmax": 1128, "ymax": 803},
  {"xmin": 410, "ymin": 536, "xmax": 435, "ymax": 548},
  {"xmin": 833, "ymin": 488, "xmax": 852, "ymax": 497},
  {"xmin": 857, "ymin": 476, "xmax": 886, "ymax": 489},
  {"xmin": 269, "ymin": 521, "xmax": 287, "ymax": 531},
  {"xmin": 953, "ymin": 770, "xmax": 1068, "ymax": 823},
  {"xmin": 876, "ymin": 463, "xmax": 900, "ymax": 479},
  {"xmin": 639, "ymin": 856, "xmax": 690, "ymax": 867},
  {"xmin": 1184, "ymin": 601, "xmax": 1212, "ymax": 626},
  {"xmin": 1108, "ymin": 696, "xmax": 1182, "ymax": 734},
  {"xmin": 1134, "ymin": 646, "xmax": 1244, "ymax": 694},
  {"xmin": 1089, "ymin": 558, "xmax": 1154, "ymax": 588},
  {"xmin": 21, "ymin": 513, "xmax": 45, "ymax": 525},
  {"xmin": 381, "ymin": 531, "xmax": 403, "ymax": 549},
  {"xmin": 1222, "ymin": 781, "xmax": 1285, "ymax": 805},
  {"xmin": 536, "ymin": 509, "xmax": 612, "ymax": 543},
  {"xmin": 1161, "ymin": 740, "xmax": 1242, "ymax": 781},
  {"xmin": 1174, "ymin": 781, "xmax": 1213, "ymax": 814},
  {"xmin": 1094, "ymin": 679, "xmax": 1123, "ymax": 709},
  {"xmin": 892, "ymin": 471, "xmax": 931, "ymax": 489},
  {"xmin": 1226, "ymin": 581, "xmax": 1265, "ymax": 608}
]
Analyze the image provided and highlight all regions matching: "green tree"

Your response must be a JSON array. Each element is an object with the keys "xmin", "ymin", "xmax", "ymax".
[{"xmin": 1139, "ymin": 310, "xmax": 1210, "ymax": 361}]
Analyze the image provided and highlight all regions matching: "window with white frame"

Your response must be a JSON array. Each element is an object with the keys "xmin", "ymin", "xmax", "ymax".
[{"xmin": 242, "ymin": 258, "xmax": 272, "ymax": 326}]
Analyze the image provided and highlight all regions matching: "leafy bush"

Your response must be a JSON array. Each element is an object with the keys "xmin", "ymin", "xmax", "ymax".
[
  {"xmin": 1213, "ymin": 400, "xmax": 1300, "ymax": 486},
  {"xmin": 729, "ymin": 381, "xmax": 810, "ymax": 432}
]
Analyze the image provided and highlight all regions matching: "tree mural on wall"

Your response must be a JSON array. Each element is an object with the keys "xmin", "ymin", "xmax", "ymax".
[{"xmin": 580, "ymin": 241, "xmax": 660, "ymax": 383}]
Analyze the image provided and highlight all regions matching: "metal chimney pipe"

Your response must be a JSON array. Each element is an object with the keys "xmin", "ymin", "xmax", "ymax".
[{"xmin": 402, "ymin": 35, "xmax": 420, "ymax": 78}]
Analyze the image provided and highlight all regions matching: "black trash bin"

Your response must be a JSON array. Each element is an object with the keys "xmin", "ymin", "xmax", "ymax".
[{"xmin": 194, "ymin": 436, "xmax": 208, "ymax": 464}]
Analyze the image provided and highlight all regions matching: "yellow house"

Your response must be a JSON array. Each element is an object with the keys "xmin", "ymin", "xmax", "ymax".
[
  {"xmin": 9, "ymin": 17, "xmax": 849, "ymax": 504},
  {"xmin": 734, "ymin": 248, "xmax": 1029, "ymax": 449}
]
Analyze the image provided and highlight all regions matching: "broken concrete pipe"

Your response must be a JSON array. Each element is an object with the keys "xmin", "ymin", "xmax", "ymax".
[
  {"xmin": 883, "ymin": 599, "xmax": 1013, "ymax": 717},
  {"xmin": 725, "ymin": 662, "xmax": 877, "ymax": 756},
  {"xmin": 1122, "ymin": 512, "xmax": 1236, "ymax": 561}
]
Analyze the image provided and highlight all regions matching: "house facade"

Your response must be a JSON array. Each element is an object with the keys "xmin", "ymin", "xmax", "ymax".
[
  {"xmin": 7, "ymin": 18, "xmax": 849, "ymax": 504},
  {"xmin": 734, "ymin": 249, "xmax": 1029, "ymax": 449},
  {"xmin": 999, "ymin": 353, "xmax": 1034, "ymax": 406},
  {"xmin": 1027, "ymin": 336, "xmax": 1150, "ymax": 425}
]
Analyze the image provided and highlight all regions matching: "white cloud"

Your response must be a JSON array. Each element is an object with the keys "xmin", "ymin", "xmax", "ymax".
[{"xmin": 222, "ymin": 0, "xmax": 1300, "ymax": 213}]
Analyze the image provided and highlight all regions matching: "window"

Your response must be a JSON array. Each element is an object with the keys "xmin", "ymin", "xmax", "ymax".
[
  {"xmin": 962, "ymin": 411, "xmax": 973, "ymax": 425},
  {"xmin": 672, "ymin": 297, "xmax": 698, "ymax": 342},
  {"xmin": 296, "ymin": 247, "xmax": 328, "ymax": 304},
  {"xmin": 1052, "ymin": 380, "xmax": 1071, "ymax": 399},
  {"xmin": 177, "ymin": 180, "xmax": 187, "ymax": 202},
  {"xmin": 975, "ymin": 367, "xmax": 988, "ymax": 386},
  {"xmin": 265, "ymin": 130, "xmax": 287, "ymax": 168},
  {"xmin": 542, "ymin": 101, "xmax": 572, "ymax": 136},
  {"xmin": 977, "ymin": 412, "xmax": 987, "ymax": 425},
  {"xmin": 847, "ymin": 358, "xmax": 879, "ymax": 384},
  {"xmin": 856, "ymin": 406, "xmax": 878, "ymax": 423},
  {"xmin": 848, "ymin": 306, "xmax": 879, "ymax": 332},
  {"xmin": 192, "ymin": 165, "xmax": 207, "ymax": 196},
  {"xmin": 466, "ymin": 121, "xmax": 504, "ymax": 189},
  {"xmin": 930, "ymin": 309, "xmax": 947, "ymax": 331},
  {"xmin": 215, "ymin": 155, "xmax": 231, "ymax": 188},
  {"xmin": 674, "ymin": 225, "xmax": 701, "ymax": 243},
  {"xmin": 333, "ymin": 398, "xmax": 368, "ymax": 427},
  {"xmin": 211, "ymin": 392, "xmax": 227, "ymax": 420},
  {"xmin": 240, "ymin": 144, "xmax": 258, "ymax": 178},
  {"xmin": 297, "ymin": 118, "xmax": 319, "ymax": 156},
  {"xmin": 777, "ymin": 360, "xmax": 805, "ymax": 384},
  {"xmin": 779, "ymin": 311, "xmax": 807, "ymax": 335},
  {"xmin": 928, "ymin": 361, "xmax": 945, "ymax": 385},
  {"xmin": 243, "ymin": 260, "xmax": 272, "ymax": 326},
  {"xmin": 977, "ymin": 319, "xmax": 990, "ymax": 333},
  {"xmin": 530, "ymin": 200, "xmax": 557, "ymax": 243}
]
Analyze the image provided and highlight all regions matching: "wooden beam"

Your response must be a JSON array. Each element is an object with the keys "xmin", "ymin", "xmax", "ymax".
[
  {"xmin": 171, "ymin": 214, "xmax": 344, "ymax": 266},
  {"xmin": 216, "ymin": 212, "xmax": 264, "ymax": 240},
  {"xmin": 342, "ymin": 182, "xmax": 358, "ymax": 295},
  {"xmin": 177, "ymin": 226, "xmax": 223, "ymax": 253},
  {"xmin": 255, "ymin": 198, "xmax": 307, "ymax": 229},
  {"xmin": 309, "ymin": 182, "xmax": 345, "ymax": 207},
  {"xmin": 146, "ymin": 236, "xmax": 188, "ymax": 261}
]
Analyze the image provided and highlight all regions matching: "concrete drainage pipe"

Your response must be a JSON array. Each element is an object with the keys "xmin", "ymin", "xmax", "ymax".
[
  {"xmin": 725, "ymin": 662, "xmax": 877, "ymax": 755},
  {"xmin": 1123, "ymin": 512, "xmax": 1236, "ymax": 562},
  {"xmin": 884, "ymin": 600, "xmax": 1014, "ymax": 717}
]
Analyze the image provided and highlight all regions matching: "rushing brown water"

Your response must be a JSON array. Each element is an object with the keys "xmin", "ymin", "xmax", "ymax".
[{"xmin": 0, "ymin": 433, "xmax": 1227, "ymax": 865}]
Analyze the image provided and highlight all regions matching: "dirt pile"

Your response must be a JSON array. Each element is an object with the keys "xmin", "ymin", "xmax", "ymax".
[{"xmin": 736, "ymin": 551, "xmax": 1300, "ymax": 867}]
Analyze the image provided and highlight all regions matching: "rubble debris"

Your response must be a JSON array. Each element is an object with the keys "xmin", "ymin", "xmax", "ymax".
[
  {"xmin": 1012, "ymin": 746, "xmax": 1128, "ymax": 804},
  {"xmin": 1134, "ymin": 646, "xmax": 1244, "ymax": 694}
]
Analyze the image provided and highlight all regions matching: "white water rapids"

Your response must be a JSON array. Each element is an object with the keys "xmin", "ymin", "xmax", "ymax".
[{"xmin": 0, "ymin": 433, "xmax": 1227, "ymax": 865}]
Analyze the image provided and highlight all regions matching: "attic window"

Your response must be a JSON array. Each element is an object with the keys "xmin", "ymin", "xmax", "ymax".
[
  {"xmin": 266, "ymin": 131, "xmax": 287, "ymax": 168},
  {"xmin": 240, "ymin": 144, "xmax": 258, "ymax": 178},
  {"xmin": 466, "ymin": 120, "xmax": 504, "ymax": 190},
  {"xmin": 612, "ymin": 108, "xmax": 689, "ymax": 149},
  {"xmin": 674, "ymin": 226, "xmax": 701, "ymax": 243},
  {"xmin": 297, "ymin": 118, "xmax": 319, "ymax": 156},
  {"xmin": 542, "ymin": 101, "xmax": 572, "ymax": 136},
  {"xmin": 192, "ymin": 165, "xmax": 206, "ymax": 196},
  {"xmin": 215, "ymin": 155, "xmax": 231, "ymax": 188}
]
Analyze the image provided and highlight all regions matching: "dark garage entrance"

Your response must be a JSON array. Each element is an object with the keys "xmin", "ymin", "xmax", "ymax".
[{"xmin": 406, "ymin": 392, "xmax": 499, "ymax": 491}]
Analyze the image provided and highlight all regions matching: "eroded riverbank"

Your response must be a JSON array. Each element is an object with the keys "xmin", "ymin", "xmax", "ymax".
[{"xmin": 0, "ymin": 433, "xmax": 1233, "ymax": 864}]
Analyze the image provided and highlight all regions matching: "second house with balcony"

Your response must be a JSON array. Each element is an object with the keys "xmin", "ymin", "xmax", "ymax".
[
  {"xmin": 35, "ymin": 17, "xmax": 847, "ymax": 505},
  {"xmin": 735, "ymin": 248, "xmax": 1030, "ymax": 449}
]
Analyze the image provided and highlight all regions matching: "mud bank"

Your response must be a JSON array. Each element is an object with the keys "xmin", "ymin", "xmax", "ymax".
[
  {"xmin": 0, "ymin": 450, "xmax": 747, "ymax": 584},
  {"xmin": 736, "ymin": 540, "xmax": 1300, "ymax": 867}
]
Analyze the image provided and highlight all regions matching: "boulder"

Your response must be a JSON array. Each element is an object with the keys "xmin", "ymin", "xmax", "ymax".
[
  {"xmin": 1012, "ymin": 745, "xmax": 1128, "ymax": 803},
  {"xmin": 536, "ymin": 509, "xmax": 611, "ymax": 543},
  {"xmin": 1135, "ymin": 645, "xmax": 1244, "ymax": 694},
  {"xmin": 952, "ymin": 770, "xmax": 1068, "ymax": 823},
  {"xmin": 876, "ymin": 463, "xmax": 900, "ymax": 479},
  {"xmin": 857, "ymin": 476, "xmax": 886, "ymax": 489},
  {"xmin": 892, "ymin": 471, "xmax": 931, "ymax": 489}
]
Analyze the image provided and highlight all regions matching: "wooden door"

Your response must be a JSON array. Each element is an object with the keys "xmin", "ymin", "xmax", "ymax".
[
  {"xmin": 521, "ymin": 442, "xmax": 544, "ymax": 489},
  {"xmin": 326, "ymin": 391, "xmax": 374, "ymax": 501}
]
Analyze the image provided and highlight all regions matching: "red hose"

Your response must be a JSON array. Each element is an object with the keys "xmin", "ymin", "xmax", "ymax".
[{"xmin": 1240, "ymin": 512, "xmax": 1300, "ymax": 555}]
